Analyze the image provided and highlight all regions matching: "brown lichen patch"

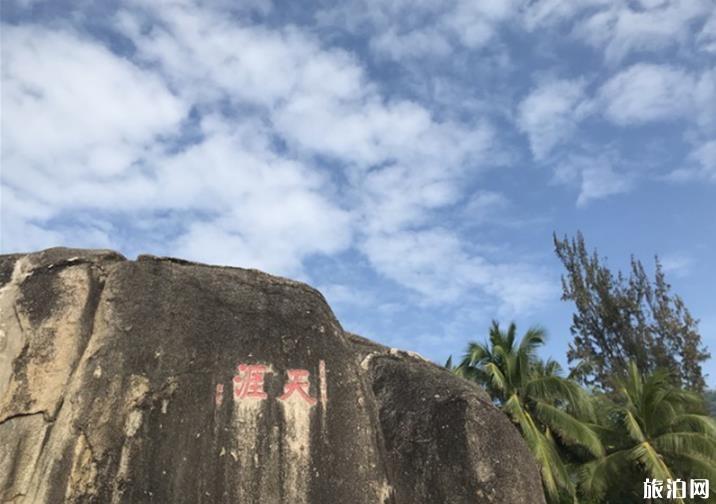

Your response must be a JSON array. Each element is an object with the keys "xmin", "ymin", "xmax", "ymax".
[
  {"xmin": 1, "ymin": 266, "xmax": 95, "ymax": 421},
  {"xmin": 113, "ymin": 438, "xmax": 138, "ymax": 504},
  {"xmin": 124, "ymin": 374, "xmax": 151, "ymax": 411},
  {"xmin": 110, "ymin": 375, "xmax": 151, "ymax": 504},
  {"xmin": 0, "ymin": 257, "xmax": 32, "ymax": 411},
  {"xmin": 65, "ymin": 432, "xmax": 98, "ymax": 500},
  {"xmin": 0, "ymin": 413, "xmax": 49, "ymax": 502},
  {"xmin": 0, "ymin": 255, "xmax": 24, "ymax": 289}
]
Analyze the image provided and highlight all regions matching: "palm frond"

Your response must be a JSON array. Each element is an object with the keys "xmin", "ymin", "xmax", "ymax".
[
  {"xmin": 622, "ymin": 409, "xmax": 646, "ymax": 444},
  {"xmin": 505, "ymin": 321, "xmax": 517, "ymax": 351},
  {"xmin": 652, "ymin": 432, "xmax": 716, "ymax": 461},
  {"xmin": 541, "ymin": 428, "xmax": 576, "ymax": 501},
  {"xmin": 488, "ymin": 320, "xmax": 504, "ymax": 349},
  {"xmin": 504, "ymin": 394, "xmax": 575, "ymax": 502},
  {"xmin": 543, "ymin": 359, "xmax": 563, "ymax": 377},
  {"xmin": 650, "ymin": 400, "xmax": 677, "ymax": 435},
  {"xmin": 483, "ymin": 362, "xmax": 508, "ymax": 397},
  {"xmin": 533, "ymin": 401, "xmax": 605, "ymax": 458},
  {"xmin": 663, "ymin": 386, "xmax": 706, "ymax": 410},
  {"xmin": 669, "ymin": 414, "xmax": 716, "ymax": 437},
  {"xmin": 630, "ymin": 441, "xmax": 673, "ymax": 484},
  {"xmin": 444, "ymin": 355, "xmax": 453, "ymax": 369},
  {"xmin": 525, "ymin": 376, "xmax": 595, "ymax": 420},
  {"xmin": 504, "ymin": 394, "xmax": 531, "ymax": 432},
  {"xmin": 518, "ymin": 326, "xmax": 546, "ymax": 358},
  {"xmin": 577, "ymin": 450, "xmax": 632, "ymax": 501},
  {"xmin": 667, "ymin": 453, "xmax": 716, "ymax": 482},
  {"xmin": 463, "ymin": 341, "xmax": 491, "ymax": 366}
]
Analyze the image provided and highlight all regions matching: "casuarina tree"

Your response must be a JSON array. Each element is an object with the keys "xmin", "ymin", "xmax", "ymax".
[{"xmin": 554, "ymin": 232, "xmax": 709, "ymax": 392}]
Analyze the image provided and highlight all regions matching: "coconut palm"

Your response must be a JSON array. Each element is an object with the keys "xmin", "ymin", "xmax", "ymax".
[
  {"xmin": 578, "ymin": 362, "xmax": 716, "ymax": 503},
  {"xmin": 456, "ymin": 321, "xmax": 604, "ymax": 503}
]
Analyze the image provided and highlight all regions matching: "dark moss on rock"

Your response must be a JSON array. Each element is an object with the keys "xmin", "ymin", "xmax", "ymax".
[
  {"xmin": 0, "ymin": 254, "xmax": 23, "ymax": 289},
  {"xmin": 0, "ymin": 248, "xmax": 545, "ymax": 503}
]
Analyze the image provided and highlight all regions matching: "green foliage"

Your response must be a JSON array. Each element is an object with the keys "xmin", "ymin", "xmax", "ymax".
[
  {"xmin": 453, "ymin": 321, "xmax": 716, "ymax": 504},
  {"xmin": 553, "ymin": 232, "xmax": 709, "ymax": 392},
  {"xmin": 456, "ymin": 321, "xmax": 601, "ymax": 503},
  {"xmin": 577, "ymin": 363, "xmax": 716, "ymax": 503}
]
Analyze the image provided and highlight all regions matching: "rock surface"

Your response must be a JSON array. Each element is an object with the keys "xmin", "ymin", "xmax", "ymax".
[{"xmin": 0, "ymin": 248, "xmax": 545, "ymax": 503}]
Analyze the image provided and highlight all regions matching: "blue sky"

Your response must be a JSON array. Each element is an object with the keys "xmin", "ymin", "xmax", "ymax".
[{"xmin": 2, "ymin": 0, "xmax": 715, "ymax": 385}]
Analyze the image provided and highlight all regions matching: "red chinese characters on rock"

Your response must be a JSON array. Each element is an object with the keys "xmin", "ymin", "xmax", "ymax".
[
  {"xmin": 279, "ymin": 369, "xmax": 317, "ymax": 405},
  {"xmin": 215, "ymin": 383, "xmax": 225, "ymax": 407},
  {"xmin": 219, "ymin": 361, "xmax": 325, "ymax": 407},
  {"xmin": 233, "ymin": 364, "xmax": 269, "ymax": 400}
]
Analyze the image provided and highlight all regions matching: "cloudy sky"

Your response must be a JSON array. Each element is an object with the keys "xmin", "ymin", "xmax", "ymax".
[{"xmin": 2, "ymin": 0, "xmax": 715, "ymax": 384}]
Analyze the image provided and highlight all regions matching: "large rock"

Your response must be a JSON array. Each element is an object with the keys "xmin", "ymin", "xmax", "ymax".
[{"xmin": 0, "ymin": 248, "xmax": 545, "ymax": 503}]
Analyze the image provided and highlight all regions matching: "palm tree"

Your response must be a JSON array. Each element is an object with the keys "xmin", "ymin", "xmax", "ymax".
[
  {"xmin": 578, "ymin": 362, "xmax": 716, "ymax": 503},
  {"xmin": 456, "ymin": 321, "xmax": 604, "ymax": 503}
]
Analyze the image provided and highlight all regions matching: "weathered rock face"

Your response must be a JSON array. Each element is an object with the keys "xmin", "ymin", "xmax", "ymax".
[{"xmin": 0, "ymin": 248, "xmax": 545, "ymax": 504}]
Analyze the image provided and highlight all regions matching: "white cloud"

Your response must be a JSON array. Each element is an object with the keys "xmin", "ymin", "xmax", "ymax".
[
  {"xmin": 1, "ymin": 25, "xmax": 186, "ymax": 180},
  {"xmin": 465, "ymin": 190, "xmax": 509, "ymax": 213},
  {"xmin": 361, "ymin": 229, "xmax": 488, "ymax": 303},
  {"xmin": 693, "ymin": 68, "xmax": 716, "ymax": 131},
  {"xmin": 0, "ymin": 20, "xmax": 354, "ymax": 276},
  {"xmin": 348, "ymin": 128, "xmax": 496, "ymax": 244},
  {"xmin": 576, "ymin": 0, "xmax": 711, "ymax": 63},
  {"xmin": 660, "ymin": 253, "xmax": 693, "ymax": 277},
  {"xmin": 521, "ymin": 0, "xmax": 611, "ymax": 30},
  {"xmin": 119, "ymin": 7, "xmax": 359, "ymax": 108},
  {"xmin": 4, "ymin": 0, "xmax": 714, "ymax": 365},
  {"xmin": 0, "ymin": 186, "xmax": 64, "ymax": 252},
  {"xmin": 317, "ymin": 0, "xmax": 517, "ymax": 61},
  {"xmin": 577, "ymin": 163, "xmax": 632, "ymax": 206},
  {"xmin": 116, "ymin": 1, "xmax": 504, "ymax": 285},
  {"xmin": 599, "ymin": 64, "xmax": 699, "ymax": 126},
  {"xmin": 553, "ymin": 154, "xmax": 633, "ymax": 206},
  {"xmin": 360, "ymin": 228, "xmax": 555, "ymax": 311},
  {"xmin": 441, "ymin": 0, "xmax": 516, "ymax": 48},
  {"xmin": 370, "ymin": 28, "xmax": 453, "ymax": 60},
  {"xmin": 689, "ymin": 140, "xmax": 716, "ymax": 181},
  {"xmin": 9, "ymin": 0, "xmax": 46, "ymax": 7},
  {"xmin": 699, "ymin": 12, "xmax": 716, "ymax": 53},
  {"xmin": 0, "ymin": 1, "xmax": 551, "ymax": 317},
  {"xmin": 517, "ymin": 78, "xmax": 589, "ymax": 160},
  {"xmin": 316, "ymin": 284, "xmax": 374, "ymax": 308},
  {"xmin": 119, "ymin": 1, "xmax": 493, "ymax": 174},
  {"xmin": 487, "ymin": 263, "xmax": 559, "ymax": 317},
  {"xmin": 463, "ymin": 190, "xmax": 509, "ymax": 224},
  {"xmin": 671, "ymin": 140, "xmax": 716, "ymax": 181},
  {"xmin": 154, "ymin": 121, "xmax": 354, "ymax": 275},
  {"xmin": 0, "ymin": 24, "xmax": 185, "ymax": 250}
]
